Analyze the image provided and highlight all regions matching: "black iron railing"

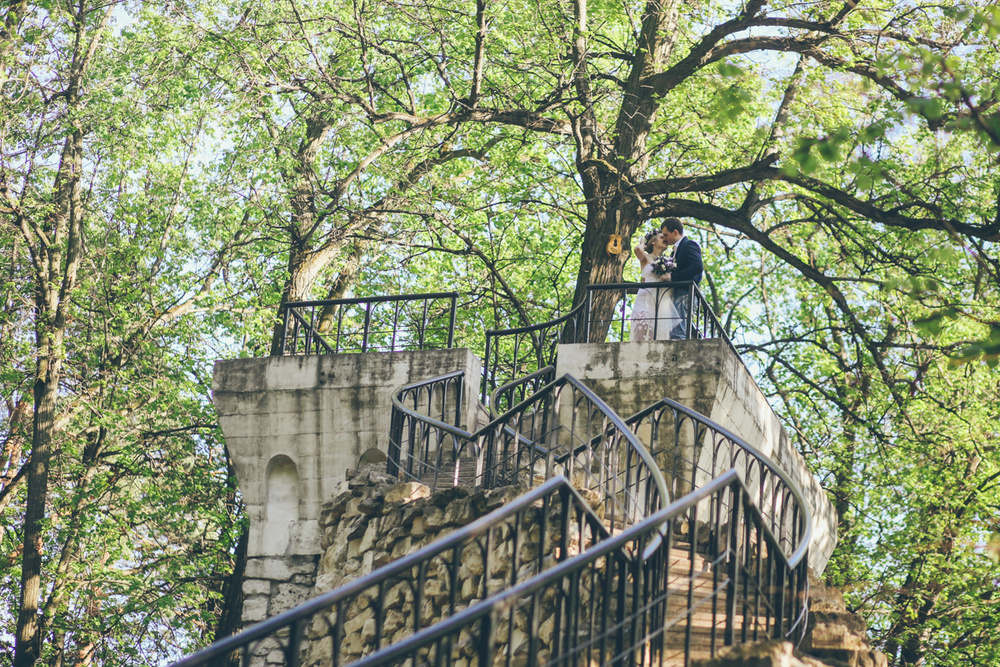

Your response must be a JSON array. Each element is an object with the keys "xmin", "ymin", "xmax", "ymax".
[
  {"xmin": 585, "ymin": 281, "xmax": 734, "ymax": 349},
  {"xmin": 481, "ymin": 301, "xmax": 587, "ymax": 402},
  {"xmin": 488, "ymin": 365, "xmax": 556, "ymax": 418},
  {"xmin": 389, "ymin": 371, "xmax": 671, "ymax": 534},
  {"xmin": 170, "ymin": 288, "xmax": 815, "ymax": 667},
  {"xmin": 278, "ymin": 293, "xmax": 459, "ymax": 355},
  {"xmin": 388, "ymin": 366, "xmax": 813, "ymax": 657},
  {"xmin": 170, "ymin": 476, "xmax": 611, "ymax": 667},
  {"xmin": 625, "ymin": 396, "xmax": 810, "ymax": 564},
  {"xmin": 481, "ymin": 282, "xmax": 735, "ymax": 403},
  {"xmin": 343, "ymin": 470, "xmax": 809, "ymax": 667}
]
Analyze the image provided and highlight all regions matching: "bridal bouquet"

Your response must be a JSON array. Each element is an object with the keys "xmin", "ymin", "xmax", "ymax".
[{"xmin": 650, "ymin": 254, "xmax": 676, "ymax": 276}]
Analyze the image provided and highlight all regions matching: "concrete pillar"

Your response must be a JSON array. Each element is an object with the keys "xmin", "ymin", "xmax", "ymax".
[{"xmin": 555, "ymin": 338, "xmax": 837, "ymax": 573}]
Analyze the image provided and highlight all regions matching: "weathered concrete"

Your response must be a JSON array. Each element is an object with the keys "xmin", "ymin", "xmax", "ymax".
[
  {"xmin": 212, "ymin": 349, "xmax": 482, "ymax": 559},
  {"xmin": 555, "ymin": 339, "xmax": 837, "ymax": 573}
]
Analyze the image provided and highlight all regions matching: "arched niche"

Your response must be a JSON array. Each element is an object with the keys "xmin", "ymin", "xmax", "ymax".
[
  {"xmin": 265, "ymin": 455, "xmax": 299, "ymax": 522},
  {"xmin": 357, "ymin": 448, "xmax": 387, "ymax": 467}
]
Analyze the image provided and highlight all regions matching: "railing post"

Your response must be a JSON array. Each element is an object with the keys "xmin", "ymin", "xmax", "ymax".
[
  {"xmin": 387, "ymin": 406, "xmax": 400, "ymax": 478},
  {"xmin": 477, "ymin": 611, "xmax": 495, "ymax": 667},
  {"xmin": 726, "ymin": 483, "xmax": 741, "ymax": 647},
  {"xmin": 686, "ymin": 286, "xmax": 694, "ymax": 340},
  {"xmin": 362, "ymin": 302, "xmax": 372, "ymax": 352},
  {"xmin": 419, "ymin": 298, "xmax": 429, "ymax": 349},
  {"xmin": 482, "ymin": 334, "xmax": 493, "ymax": 403},
  {"xmin": 280, "ymin": 304, "xmax": 291, "ymax": 355},
  {"xmin": 584, "ymin": 288, "xmax": 593, "ymax": 343},
  {"xmin": 453, "ymin": 373, "xmax": 464, "ymax": 428},
  {"xmin": 773, "ymin": 544, "xmax": 786, "ymax": 639},
  {"xmin": 285, "ymin": 617, "xmax": 305, "ymax": 667},
  {"xmin": 447, "ymin": 294, "xmax": 457, "ymax": 348}
]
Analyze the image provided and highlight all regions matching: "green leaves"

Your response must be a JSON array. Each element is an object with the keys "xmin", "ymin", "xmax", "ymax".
[
  {"xmin": 790, "ymin": 128, "xmax": 852, "ymax": 175},
  {"xmin": 950, "ymin": 323, "xmax": 1000, "ymax": 368}
]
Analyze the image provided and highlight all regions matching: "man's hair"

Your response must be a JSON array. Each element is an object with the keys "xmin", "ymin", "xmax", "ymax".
[{"xmin": 661, "ymin": 217, "xmax": 683, "ymax": 235}]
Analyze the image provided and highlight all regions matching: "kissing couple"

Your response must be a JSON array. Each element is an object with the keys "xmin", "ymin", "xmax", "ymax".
[{"xmin": 629, "ymin": 217, "xmax": 704, "ymax": 341}]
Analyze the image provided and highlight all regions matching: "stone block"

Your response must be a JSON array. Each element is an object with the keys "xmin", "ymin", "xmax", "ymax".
[
  {"xmin": 213, "ymin": 358, "xmax": 267, "ymax": 394},
  {"xmin": 384, "ymin": 582, "xmax": 408, "ymax": 609},
  {"xmin": 242, "ymin": 595, "xmax": 269, "ymax": 623},
  {"xmin": 384, "ymin": 481, "xmax": 431, "ymax": 505},
  {"xmin": 424, "ymin": 507, "xmax": 446, "ymax": 530},
  {"xmin": 383, "ymin": 609, "xmax": 406, "ymax": 636},
  {"xmin": 242, "ymin": 579, "xmax": 271, "ymax": 596},
  {"xmin": 314, "ymin": 572, "xmax": 342, "ymax": 592},
  {"xmin": 272, "ymin": 582, "xmax": 310, "ymax": 614},
  {"xmin": 359, "ymin": 522, "xmax": 379, "ymax": 552},
  {"xmin": 390, "ymin": 536, "xmax": 413, "ymax": 559},
  {"xmin": 409, "ymin": 515, "xmax": 426, "ymax": 538},
  {"xmin": 245, "ymin": 557, "xmax": 293, "ymax": 581}
]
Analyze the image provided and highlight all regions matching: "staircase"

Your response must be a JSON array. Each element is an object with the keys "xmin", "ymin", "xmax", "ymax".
[{"xmin": 176, "ymin": 289, "xmax": 813, "ymax": 667}]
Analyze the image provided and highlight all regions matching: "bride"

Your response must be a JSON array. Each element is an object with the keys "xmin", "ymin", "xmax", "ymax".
[{"xmin": 630, "ymin": 230, "xmax": 680, "ymax": 341}]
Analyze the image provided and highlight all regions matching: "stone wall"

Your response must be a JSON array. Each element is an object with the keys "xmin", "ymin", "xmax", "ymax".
[
  {"xmin": 298, "ymin": 470, "xmax": 568, "ymax": 666},
  {"xmin": 240, "ymin": 555, "xmax": 320, "ymax": 627},
  {"xmin": 212, "ymin": 349, "xmax": 482, "ymax": 559},
  {"xmin": 227, "ymin": 468, "xmax": 601, "ymax": 667}
]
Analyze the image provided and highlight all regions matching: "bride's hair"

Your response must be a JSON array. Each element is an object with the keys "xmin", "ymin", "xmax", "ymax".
[{"xmin": 643, "ymin": 230, "xmax": 658, "ymax": 253}]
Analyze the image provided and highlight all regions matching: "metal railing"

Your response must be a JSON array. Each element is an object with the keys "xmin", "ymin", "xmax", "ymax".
[
  {"xmin": 172, "ymin": 288, "xmax": 814, "ymax": 667},
  {"xmin": 171, "ymin": 465, "xmax": 809, "ymax": 667},
  {"xmin": 278, "ymin": 293, "xmax": 459, "ymax": 355},
  {"xmin": 624, "ymin": 397, "xmax": 810, "ymax": 563},
  {"xmin": 481, "ymin": 301, "xmax": 587, "ymax": 402},
  {"xmin": 482, "ymin": 282, "xmax": 735, "ymax": 403},
  {"xmin": 388, "ymin": 366, "xmax": 813, "ymax": 661},
  {"xmin": 343, "ymin": 470, "xmax": 809, "ymax": 667},
  {"xmin": 389, "ymin": 371, "xmax": 671, "ymax": 536},
  {"xmin": 584, "ymin": 281, "xmax": 736, "ymax": 351},
  {"xmin": 170, "ymin": 477, "xmax": 611, "ymax": 667}
]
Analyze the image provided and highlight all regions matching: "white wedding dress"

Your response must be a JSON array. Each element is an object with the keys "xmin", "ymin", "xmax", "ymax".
[{"xmin": 630, "ymin": 263, "xmax": 680, "ymax": 341}]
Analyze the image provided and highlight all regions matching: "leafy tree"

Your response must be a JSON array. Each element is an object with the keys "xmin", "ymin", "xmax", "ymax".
[{"xmin": 1, "ymin": 2, "xmax": 247, "ymax": 664}]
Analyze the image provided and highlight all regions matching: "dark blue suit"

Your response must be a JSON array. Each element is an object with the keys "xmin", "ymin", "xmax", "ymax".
[
  {"xmin": 671, "ymin": 236, "xmax": 703, "ymax": 285},
  {"xmin": 670, "ymin": 236, "xmax": 703, "ymax": 339}
]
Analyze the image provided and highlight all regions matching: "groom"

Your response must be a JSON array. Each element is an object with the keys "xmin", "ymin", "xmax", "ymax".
[{"xmin": 660, "ymin": 217, "xmax": 703, "ymax": 339}]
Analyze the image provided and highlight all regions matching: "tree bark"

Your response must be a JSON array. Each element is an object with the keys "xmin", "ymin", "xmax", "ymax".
[
  {"xmin": 13, "ymin": 3, "xmax": 109, "ymax": 660},
  {"xmin": 569, "ymin": 0, "xmax": 683, "ymax": 337},
  {"xmin": 15, "ymin": 130, "xmax": 84, "ymax": 667}
]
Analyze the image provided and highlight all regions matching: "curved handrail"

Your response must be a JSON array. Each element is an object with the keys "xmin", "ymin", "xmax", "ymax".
[
  {"xmin": 389, "ymin": 371, "xmax": 671, "ymax": 538},
  {"xmin": 480, "ymin": 282, "xmax": 809, "ymax": 562},
  {"xmin": 482, "ymin": 300, "xmax": 587, "ymax": 402},
  {"xmin": 182, "ymin": 287, "xmax": 817, "ymax": 667},
  {"xmin": 348, "ymin": 468, "xmax": 810, "ymax": 667},
  {"xmin": 624, "ymin": 396, "xmax": 812, "ymax": 569},
  {"xmin": 488, "ymin": 365, "xmax": 556, "ymax": 418},
  {"xmin": 170, "ymin": 476, "xmax": 611, "ymax": 667}
]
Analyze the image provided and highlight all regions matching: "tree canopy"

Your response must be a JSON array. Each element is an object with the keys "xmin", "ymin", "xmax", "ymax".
[{"xmin": 1, "ymin": 0, "xmax": 998, "ymax": 665}]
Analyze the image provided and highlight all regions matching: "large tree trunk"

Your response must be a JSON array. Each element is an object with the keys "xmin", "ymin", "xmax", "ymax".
[
  {"xmin": 572, "ymin": 194, "xmax": 639, "ymax": 342},
  {"xmin": 13, "ymin": 3, "xmax": 102, "ymax": 656},
  {"xmin": 269, "ymin": 118, "xmax": 333, "ymax": 356},
  {"xmin": 569, "ymin": 0, "xmax": 682, "ymax": 339},
  {"xmin": 15, "ymin": 125, "xmax": 85, "ymax": 667}
]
